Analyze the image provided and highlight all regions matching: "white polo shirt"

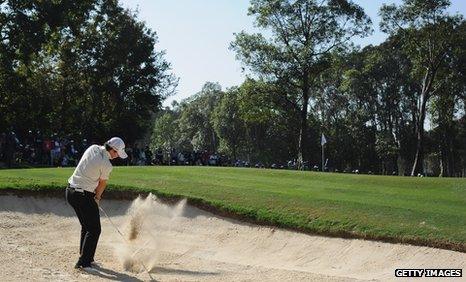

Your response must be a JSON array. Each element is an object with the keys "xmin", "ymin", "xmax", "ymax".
[{"xmin": 68, "ymin": 145, "xmax": 113, "ymax": 193}]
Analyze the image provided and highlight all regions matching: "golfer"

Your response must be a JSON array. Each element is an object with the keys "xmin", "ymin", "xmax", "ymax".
[{"xmin": 66, "ymin": 137, "xmax": 127, "ymax": 269}]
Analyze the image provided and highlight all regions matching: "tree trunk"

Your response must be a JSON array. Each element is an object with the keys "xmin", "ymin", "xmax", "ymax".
[
  {"xmin": 397, "ymin": 154, "xmax": 406, "ymax": 176},
  {"xmin": 411, "ymin": 111, "xmax": 425, "ymax": 176},
  {"xmin": 439, "ymin": 156, "xmax": 445, "ymax": 177},
  {"xmin": 232, "ymin": 145, "xmax": 237, "ymax": 163},
  {"xmin": 440, "ymin": 124, "xmax": 455, "ymax": 177},
  {"xmin": 297, "ymin": 74, "xmax": 310, "ymax": 170},
  {"xmin": 439, "ymin": 135, "xmax": 449, "ymax": 177},
  {"xmin": 448, "ymin": 147, "xmax": 455, "ymax": 177},
  {"xmin": 411, "ymin": 70, "xmax": 434, "ymax": 176},
  {"xmin": 211, "ymin": 129, "xmax": 217, "ymax": 153}
]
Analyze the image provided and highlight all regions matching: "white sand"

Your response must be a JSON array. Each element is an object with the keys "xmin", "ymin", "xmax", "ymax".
[{"xmin": 0, "ymin": 193, "xmax": 464, "ymax": 281}]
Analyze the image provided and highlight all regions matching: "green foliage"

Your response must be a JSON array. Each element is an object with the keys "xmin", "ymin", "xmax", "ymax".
[
  {"xmin": 237, "ymin": 79, "xmax": 278, "ymax": 123},
  {"xmin": 0, "ymin": 0, "xmax": 177, "ymax": 143},
  {"xmin": 231, "ymin": 0, "xmax": 372, "ymax": 166},
  {"xmin": 178, "ymin": 82, "xmax": 223, "ymax": 152},
  {"xmin": 212, "ymin": 87, "xmax": 245, "ymax": 159},
  {"xmin": 150, "ymin": 111, "xmax": 180, "ymax": 152},
  {"xmin": 236, "ymin": 79, "xmax": 301, "ymax": 163},
  {"xmin": 326, "ymin": 39, "xmax": 418, "ymax": 173},
  {"xmin": 380, "ymin": 0, "xmax": 464, "ymax": 175},
  {"xmin": 149, "ymin": 78, "xmax": 303, "ymax": 164},
  {"xmin": 145, "ymin": 2, "xmax": 465, "ymax": 175},
  {"xmin": 428, "ymin": 23, "xmax": 466, "ymax": 176}
]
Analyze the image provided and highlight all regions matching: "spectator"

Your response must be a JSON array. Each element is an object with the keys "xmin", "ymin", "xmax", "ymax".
[
  {"xmin": 169, "ymin": 149, "xmax": 177, "ymax": 165},
  {"xmin": 42, "ymin": 136, "xmax": 53, "ymax": 165},
  {"xmin": 0, "ymin": 132, "xmax": 6, "ymax": 166},
  {"xmin": 155, "ymin": 149, "xmax": 163, "ymax": 165},
  {"xmin": 33, "ymin": 131, "xmax": 43, "ymax": 164},
  {"xmin": 5, "ymin": 131, "xmax": 19, "ymax": 167},
  {"xmin": 51, "ymin": 136, "xmax": 61, "ymax": 166},
  {"xmin": 178, "ymin": 152, "xmax": 185, "ymax": 164},
  {"xmin": 201, "ymin": 150, "xmax": 209, "ymax": 165},
  {"xmin": 138, "ymin": 147, "xmax": 146, "ymax": 165},
  {"xmin": 125, "ymin": 147, "xmax": 133, "ymax": 166},
  {"xmin": 144, "ymin": 146, "xmax": 153, "ymax": 165}
]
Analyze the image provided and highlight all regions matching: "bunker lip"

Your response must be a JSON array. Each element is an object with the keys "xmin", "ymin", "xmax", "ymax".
[{"xmin": 1, "ymin": 187, "xmax": 465, "ymax": 253}]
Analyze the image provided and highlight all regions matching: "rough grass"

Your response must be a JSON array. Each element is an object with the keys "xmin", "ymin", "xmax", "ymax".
[{"xmin": 0, "ymin": 166, "xmax": 465, "ymax": 251}]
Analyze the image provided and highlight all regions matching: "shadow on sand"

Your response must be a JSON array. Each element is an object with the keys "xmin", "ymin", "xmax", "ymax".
[
  {"xmin": 81, "ymin": 264, "xmax": 147, "ymax": 282},
  {"xmin": 0, "ymin": 194, "xmax": 132, "ymax": 217},
  {"xmin": 150, "ymin": 266, "xmax": 220, "ymax": 276}
]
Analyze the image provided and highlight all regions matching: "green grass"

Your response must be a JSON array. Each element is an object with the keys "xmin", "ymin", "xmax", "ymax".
[{"xmin": 0, "ymin": 166, "xmax": 465, "ymax": 251}]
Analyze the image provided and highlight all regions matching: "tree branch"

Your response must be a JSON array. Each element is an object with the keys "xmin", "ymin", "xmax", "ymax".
[
  {"xmin": 272, "ymin": 12, "xmax": 302, "ymax": 66},
  {"xmin": 429, "ymin": 80, "xmax": 445, "ymax": 97},
  {"xmin": 312, "ymin": 30, "xmax": 356, "ymax": 57},
  {"xmin": 393, "ymin": 20, "xmax": 424, "ymax": 52}
]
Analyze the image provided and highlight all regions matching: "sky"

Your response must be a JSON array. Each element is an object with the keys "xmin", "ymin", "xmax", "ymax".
[{"xmin": 119, "ymin": 0, "xmax": 466, "ymax": 106}]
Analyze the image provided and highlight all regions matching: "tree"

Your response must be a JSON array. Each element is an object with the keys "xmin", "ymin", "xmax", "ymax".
[
  {"xmin": 150, "ymin": 111, "xmax": 180, "ymax": 153},
  {"xmin": 237, "ymin": 78, "xmax": 301, "ymax": 164},
  {"xmin": 429, "ymin": 22, "xmax": 466, "ymax": 176},
  {"xmin": 0, "ymin": 0, "xmax": 95, "ymax": 135},
  {"xmin": 60, "ymin": 0, "xmax": 177, "ymax": 143},
  {"xmin": 380, "ymin": 0, "xmax": 464, "ymax": 176},
  {"xmin": 231, "ymin": 0, "xmax": 371, "ymax": 168},
  {"xmin": 212, "ymin": 87, "xmax": 246, "ymax": 160},
  {"xmin": 178, "ymin": 82, "xmax": 223, "ymax": 152},
  {"xmin": 335, "ymin": 38, "xmax": 419, "ymax": 174},
  {"xmin": 362, "ymin": 40, "xmax": 418, "ymax": 175},
  {"xmin": 0, "ymin": 0, "xmax": 177, "ymax": 143}
]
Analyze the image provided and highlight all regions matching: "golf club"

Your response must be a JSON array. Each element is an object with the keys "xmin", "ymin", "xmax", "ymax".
[{"xmin": 99, "ymin": 205, "xmax": 155, "ymax": 281}]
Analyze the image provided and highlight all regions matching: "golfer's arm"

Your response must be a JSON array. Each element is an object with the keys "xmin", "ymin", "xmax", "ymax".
[{"xmin": 95, "ymin": 179, "xmax": 107, "ymax": 200}]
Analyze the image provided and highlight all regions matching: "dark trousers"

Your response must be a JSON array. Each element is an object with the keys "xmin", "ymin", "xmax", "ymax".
[{"xmin": 65, "ymin": 187, "xmax": 101, "ymax": 267}]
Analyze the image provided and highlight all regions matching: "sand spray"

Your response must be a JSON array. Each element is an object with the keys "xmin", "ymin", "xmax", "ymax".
[{"xmin": 113, "ymin": 193, "xmax": 187, "ymax": 273}]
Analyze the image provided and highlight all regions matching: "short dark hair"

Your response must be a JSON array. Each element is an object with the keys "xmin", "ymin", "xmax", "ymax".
[{"xmin": 104, "ymin": 143, "xmax": 113, "ymax": 152}]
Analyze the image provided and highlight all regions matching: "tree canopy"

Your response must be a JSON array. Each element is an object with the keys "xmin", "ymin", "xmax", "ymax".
[
  {"xmin": 230, "ymin": 0, "xmax": 372, "ymax": 168},
  {"xmin": 0, "ymin": 0, "xmax": 177, "ymax": 144},
  {"xmin": 149, "ymin": 0, "xmax": 465, "ymax": 177}
]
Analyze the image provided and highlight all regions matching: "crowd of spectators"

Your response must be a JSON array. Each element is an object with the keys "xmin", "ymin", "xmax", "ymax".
[
  {"xmin": 0, "ymin": 130, "xmax": 333, "ymax": 172},
  {"xmin": 149, "ymin": 150, "xmax": 231, "ymax": 166},
  {"xmin": 0, "ymin": 131, "xmax": 171, "ymax": 168},
  {"xmin": 0, "ymin": 130, "xmax": 90, "ymax": 168},
  {"xmin": 0, "ymin": 130, "xmax": 236, "ymax": 168}
]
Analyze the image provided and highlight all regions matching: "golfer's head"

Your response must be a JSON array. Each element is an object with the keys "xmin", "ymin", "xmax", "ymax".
[{"xmin": 105, "ymin": 137, "xmax": 128, "ymax": 159}]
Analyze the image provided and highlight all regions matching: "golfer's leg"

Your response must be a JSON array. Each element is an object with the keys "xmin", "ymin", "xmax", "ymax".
[
  {"xmin": 80, "ymin": 194, "xmax": 101, "ymax": 265},
  {"xmin": 73, "ymin": 201, "xmax": 87, "ymax": 255},
  {"xmin": 87, "ymin": 197, "xmax": 101, "ymax": 263},
  {"xmin": 66, "ymin": 188, "xmax": 86, "ymax": 255},
  {"xmin": 80, "ymin": 227, "xmax": 86, "ymax": 255},
  {"xmin": 74, "ymin": 196, "xmax": 92, "ymax": 266}
]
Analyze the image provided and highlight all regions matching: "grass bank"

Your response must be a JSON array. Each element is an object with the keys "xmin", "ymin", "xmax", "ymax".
[{"xmin": 0, "ymin": 166, "xmax": 465, "ymax": 252}]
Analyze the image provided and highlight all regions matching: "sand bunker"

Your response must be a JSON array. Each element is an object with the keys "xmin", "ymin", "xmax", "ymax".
[{"xmin": 0, "ymin": 193, "xmax": 464, "ymax": 281}]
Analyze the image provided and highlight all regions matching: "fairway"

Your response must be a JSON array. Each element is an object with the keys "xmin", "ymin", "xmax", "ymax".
[{"xmin": 1, "ymin": 166, "xmax": 465, "ymax": 251}]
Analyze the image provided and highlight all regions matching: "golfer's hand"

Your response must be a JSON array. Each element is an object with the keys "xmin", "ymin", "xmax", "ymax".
[{"xmin": 94, "ymin": 196, "xmax": 101, "ymax": 206}]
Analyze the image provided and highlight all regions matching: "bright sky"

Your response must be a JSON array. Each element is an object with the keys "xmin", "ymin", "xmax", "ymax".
[{"xmin": 119, "ymin": 0, "xmax": 466, "ymax": 106}]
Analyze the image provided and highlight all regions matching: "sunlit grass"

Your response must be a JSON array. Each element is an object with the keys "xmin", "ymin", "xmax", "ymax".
[{"xmin": 1, "ymin": 166, "xmax": 465, "ymax": 251}]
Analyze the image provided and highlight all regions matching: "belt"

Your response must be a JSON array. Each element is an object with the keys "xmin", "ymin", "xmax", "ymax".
[
  {"xmin": 68, "ymin": 186, "xmax": 84, "ymax": 193},
  {"xmin": 67, "ymin": 185, "xmax": 85, "ymax": 193}
]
